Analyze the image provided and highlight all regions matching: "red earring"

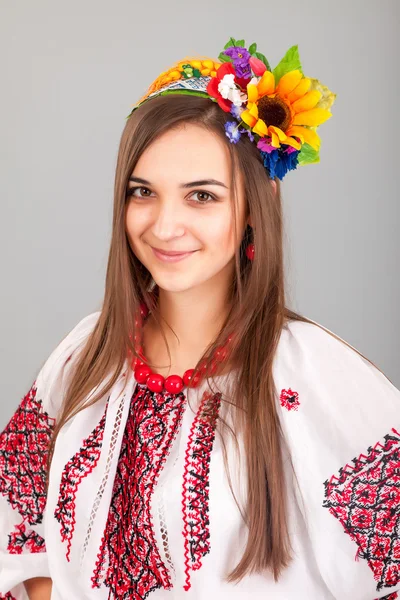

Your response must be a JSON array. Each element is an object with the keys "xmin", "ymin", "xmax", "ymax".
[{"xmin": 245, "ymin": 243, "xmax": 255, "ymax": 261}]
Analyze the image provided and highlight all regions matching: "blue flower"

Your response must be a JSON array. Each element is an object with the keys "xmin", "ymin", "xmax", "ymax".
[
  {"xmin": 260, "ymin": 147, "xmax": 300, "ymax": 180},
  {"xmin": 225, "ymin": 121, "xmax": 241, "ymax": 144}
]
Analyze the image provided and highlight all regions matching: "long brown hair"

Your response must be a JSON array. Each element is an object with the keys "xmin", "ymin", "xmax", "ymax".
[{"xmin": 45, "ymin": 94, "xmax": 364, "ymax": 582}]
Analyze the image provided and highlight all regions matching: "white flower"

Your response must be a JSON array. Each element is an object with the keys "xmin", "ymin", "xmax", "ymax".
[
  {"xmin": 249, "ymin": 76, "xmax": 260, "ymax": 86},
  {"xmin": 218, "ymin": 74, "xmax": 247, "ymax": 107}
]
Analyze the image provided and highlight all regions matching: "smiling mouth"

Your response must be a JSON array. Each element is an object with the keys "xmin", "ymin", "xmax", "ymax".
[
  {"xmin": 150, "ymin": 246, "xmax": 198, "ymax": 263},
  {"xmin": 151, "ymin": 246, "xmax": 199, "ymax": 255}
]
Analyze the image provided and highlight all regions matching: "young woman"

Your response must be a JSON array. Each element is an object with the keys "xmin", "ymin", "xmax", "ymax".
[{"xmin": 1, "ymin": 38, "xmax": 399, "ymax": 600}]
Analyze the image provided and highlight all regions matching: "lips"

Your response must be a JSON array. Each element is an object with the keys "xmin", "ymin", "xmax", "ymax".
[
  {"xmin": 151, "ymin": 247, "xmax": 196, "ymax": 256},
  {"xmin": 150, "ymin": 246, "xmax": 198, "ymax": 264}
]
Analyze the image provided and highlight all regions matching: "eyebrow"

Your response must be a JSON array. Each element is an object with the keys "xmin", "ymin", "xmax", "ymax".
[{"xmin": 129, "ymin": 176, "xmax": 228, "ymax": 189}]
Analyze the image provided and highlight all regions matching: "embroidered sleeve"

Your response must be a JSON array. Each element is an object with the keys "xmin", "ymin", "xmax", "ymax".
[
  {"xmin": 0, "ymin": 312, "xmax": 100, "ymax": 598},
  {"xmin": 275, "ymin": 320, "xmax": 400, "ymax": 600}
]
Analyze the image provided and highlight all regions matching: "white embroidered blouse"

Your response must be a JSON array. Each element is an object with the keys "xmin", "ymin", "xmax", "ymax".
[{"xmin": 1, "ymin": 312, "xmax": 400, "ymax": 600}]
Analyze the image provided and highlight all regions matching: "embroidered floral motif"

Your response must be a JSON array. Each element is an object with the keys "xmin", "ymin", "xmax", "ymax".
[
  {"xmin": 54, "ymin": 401, "xmax": 109, "ymax": 562},
  {"xmin": 323, "ymin": 428, "xmax": 400, "ymax": 591},
  {"xmin": 7, "ymin": 519, "xmax": 46, "ymax": 554},
  {"xmin": 182, "ymin": 390, "xmax": 222, "ymax": 591},
  {"xmin": 280, "ymin": 388, "xmax": 300, "ymax": 411},
  {"xmin": 0, "ymin": 593, "xmax": 18, "ymax": 599},
  {"xmin": 0, "ymin": 384, "xmax": 55, "ymax": 526},
  {"xmin": 377, "ymin": 593, "xmax": 399, "ymax": 600},
  {"xmin": 91, "ymin": 383, "xmax": 187, "ymax": 599}
]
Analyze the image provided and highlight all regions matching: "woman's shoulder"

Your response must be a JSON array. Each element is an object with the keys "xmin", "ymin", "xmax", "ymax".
[
  {"xmin": 35, "ymin": 310, "xmax": 102, "ymax": 413},
  {"xmin": 273, "ymin": 315, "xmax": 400, "ymax": 465},
  {"xmin": 274, "ymin": 318, "xmax": 400, "ymax": 599},
  {"xmin": 275, "ymin": 316, "xmax": 392, "ymax": 386}
]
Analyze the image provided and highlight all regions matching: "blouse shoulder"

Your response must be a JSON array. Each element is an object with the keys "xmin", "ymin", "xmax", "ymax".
[
  {"xmin": 273, "ymin": 315, "xmax": 400, "ymax": 467},
  {"xmin": 35, "ymin": 310, "xmax": 101, "ymax": 416},
  {"xmin": 275, "ymin": 316, "xmax": 396, "ymax": 392},
  {"xmin": 273, "ymin": 318, "xmax": 400, "ymax": 599}
]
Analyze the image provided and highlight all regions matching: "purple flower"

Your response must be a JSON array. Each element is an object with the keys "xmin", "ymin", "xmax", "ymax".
[
  {"xmin": 285, "ymin": 145, "xmax": 298, "ymax": 155},
  {"xmin": 239, "ymin": 127, "xmax": 254, "ymax": 142},
  {"xmin": 224, "ymin": 46, "xmax": 251, "ymax": 79},
  {"xmin": 225, "ymin": 121, "xmax": 241, "ymax": 144},
  {"xmin": 257, "ymin": 138, "xmax": 275, "ymax": 154},
  {"xmin": 230, "ymin": 104, "xmax": 244, "ymax": 119}
]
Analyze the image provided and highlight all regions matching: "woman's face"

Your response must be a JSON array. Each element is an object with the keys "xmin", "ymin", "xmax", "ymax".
[{"xmin": 125, "ymin": 123, "xmax": 249, "ymax": 294}]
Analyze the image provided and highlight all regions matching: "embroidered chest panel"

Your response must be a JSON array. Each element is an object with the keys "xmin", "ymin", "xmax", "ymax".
[{"xmin": 89, "ymin": 383, "xmax": 222, "ymax": 600}]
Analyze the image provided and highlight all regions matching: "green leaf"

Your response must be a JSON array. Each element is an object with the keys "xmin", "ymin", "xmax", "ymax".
[
  {"xmin": 254, "ymin": 51, "xmax": 271, "ymax": 71},
  {"xmin": 249, "ymin": 42, "xmax": 257, "ymax": 54},
  {"xmin": 159, "ymin": 90, "xmax": 211, "ymax": 100},
  {"xmin": 235, "ymin": 39, "xmax": 245, "ymax": 47},
  {"xmin": 218, "ymin": 51, "xmax": 233, "ymax": 63},
  {"xmin": 273, "ymin": 45, "xmax": 303, "ymax": 84},
  {"xmin": 297, "ymin": 143, "xmax": 320, "ymax": 166},
  {"xmin": 224, "ymin": 37, "xmax": 237, "ymax": 49}
]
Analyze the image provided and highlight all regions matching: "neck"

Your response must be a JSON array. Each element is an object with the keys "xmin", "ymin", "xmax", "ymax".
[{"xmin": 142, "ymin": 280, "xmax": 231, "ymax": 377}]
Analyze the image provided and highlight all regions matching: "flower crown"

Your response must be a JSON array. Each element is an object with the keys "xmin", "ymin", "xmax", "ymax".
[{"xmin": 129, "ymin": 38, "xmax": 336, "ymax": 181}]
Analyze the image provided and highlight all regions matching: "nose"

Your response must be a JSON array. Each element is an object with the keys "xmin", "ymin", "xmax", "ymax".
[{"xmin": 150, "ymin": 199, "xmax": 186, "ymax": 242}]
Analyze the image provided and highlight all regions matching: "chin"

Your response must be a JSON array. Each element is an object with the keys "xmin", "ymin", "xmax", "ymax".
[
  {"xmin": 151, "ymin": 276, "xmax": 198, "ymax": 293},
  {"xmin": 150, "ymin": 267, "xmax": 212, "ymax": 293}
]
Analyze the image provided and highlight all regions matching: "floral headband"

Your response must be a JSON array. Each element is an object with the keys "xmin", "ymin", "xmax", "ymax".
[{"xmin": 128, "ymin": 37, "xmax": 336, "ymax": 181}]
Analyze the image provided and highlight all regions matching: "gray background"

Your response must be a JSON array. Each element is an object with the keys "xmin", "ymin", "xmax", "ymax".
[{"xmin": 1, "ymin": 0, "xmax": 399, "ymax": 427}]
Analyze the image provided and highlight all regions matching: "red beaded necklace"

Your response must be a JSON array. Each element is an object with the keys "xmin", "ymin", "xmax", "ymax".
[{"xmin": 131, "ymin": 298, "xmax": 233, "ymax": 394}]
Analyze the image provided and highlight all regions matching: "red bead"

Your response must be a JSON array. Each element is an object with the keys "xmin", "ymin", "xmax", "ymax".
[
  {"xmin": 245, "ymin": 243, "xmax": 255, "ymax": 260},
  {"xmin": 132, "ymin": 356, "xmax": 145, "ymax": 370},
  {"xmin": 140, "ymin": 302, "xmax": 149, "ymax": 318},
  {"xmin": 215, "ymin": 345, "xmax": 228, "ymax": 362},
  {"xmin": 183, "ymin": 369, "xmax": 195, "ymax": 386},
  {"xmin": 165, "ymin": 375, "xmax": 184, "ymax": 394},
  {"xmin": 198, "ymin": 361, "xmax": 208, "ymax": 373},
  {"xmin": 134, "ymin": 364, "xmax": 151, "ymax": 383},
  {"xmin": 183, "ymin": 368, "xmax": 202, "ymax": 388},
  {"xmin": 210, "ymin": 358, "xmax": 219, "ymax": 375},
  {"xmin": 147, "ymin": 373, "xmax": 165, "ymax": 393}
]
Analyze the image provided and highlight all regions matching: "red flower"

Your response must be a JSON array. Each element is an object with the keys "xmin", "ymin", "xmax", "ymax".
[
  {"xmin": 280, "ymin": 388, "xmax": 300, "ymax": 411},
  {"xmin": 206, "ymin": 62, "xmax": 236, "ymax": 112}
]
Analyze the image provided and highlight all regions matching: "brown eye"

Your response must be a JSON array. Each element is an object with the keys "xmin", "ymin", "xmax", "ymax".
[
  {"xmin": 191, "ymin": 191, "xmax": 216, "ymax": 204},
  {"xmin": 127, "ymin": 186, "xmax": 153, "ymax": 198}
]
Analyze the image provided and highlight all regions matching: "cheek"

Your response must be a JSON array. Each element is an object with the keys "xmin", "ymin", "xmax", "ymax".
[
  {"xmin": 198, "ymin": 211, "xmax": 237, "ymax": 252},
  {"xmin": 125, "ymin": 203, "xmax": 147, "ymax": 243}
]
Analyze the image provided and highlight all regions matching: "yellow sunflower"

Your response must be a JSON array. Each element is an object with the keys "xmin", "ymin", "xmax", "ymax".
[{"xmin": 241, "ymin": 69, "xmax": 335, "ymax": 150}]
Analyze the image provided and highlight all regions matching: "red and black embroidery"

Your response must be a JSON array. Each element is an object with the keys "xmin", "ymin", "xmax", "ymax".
[
  {"xmin": 377, "ymin": 593, "xmax": 398, "ymax": 600},
  {"xmin": 91, "ymin": 383, "xmax": 187, "ymax": 600},
  {"xmin": 182, "ymin": 390, "xmax": 222, "ymax": 591},
  {"xmin": 280, "ymin": 388, "xmax": 300, "ymax": 411},
  {"xmin": 7, "ymin": 519, "xmax": 45, "ymax": 554},
  {"xmin": 0, "ymin": 593, "xmax": 18, "ymax": 599},
  {"xmin": 54, "ymin": 401, "xmax": 108, "ymax": 562},
  {"xmin": 0, "ymin": 384, "xmax": 55, "ymax": 526},
  {"xmin": 323, "ymin": 428, "xmax": 400, "ymax": 591}
]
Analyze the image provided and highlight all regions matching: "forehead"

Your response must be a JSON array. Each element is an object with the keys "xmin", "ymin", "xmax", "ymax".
[{"xmin": 133, "ymin": 124, "xmax": 232, "ymax": 183}]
